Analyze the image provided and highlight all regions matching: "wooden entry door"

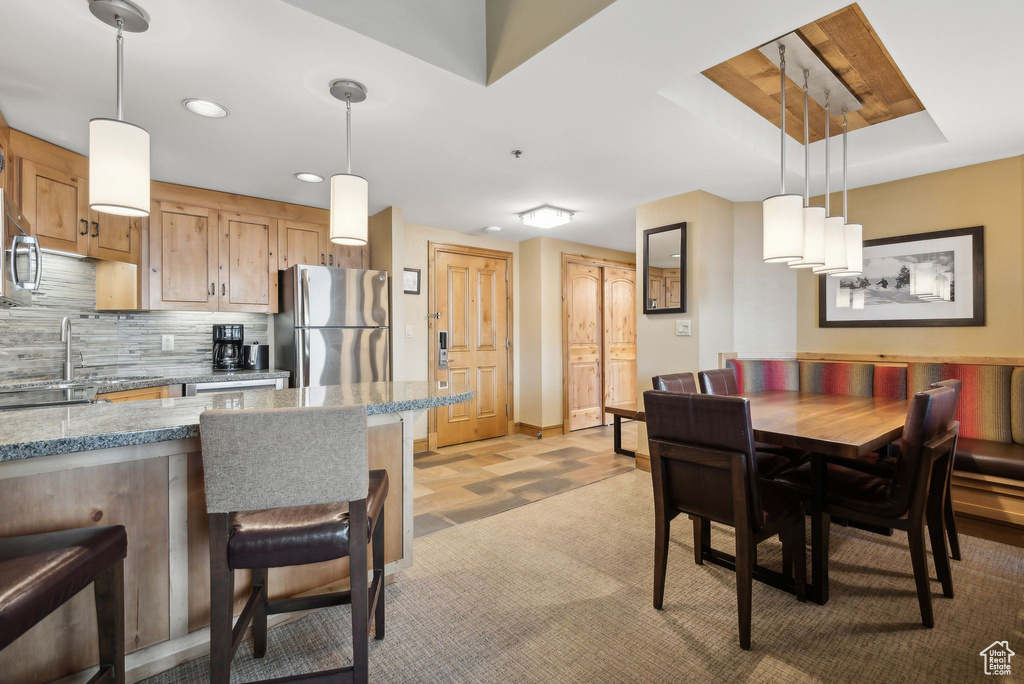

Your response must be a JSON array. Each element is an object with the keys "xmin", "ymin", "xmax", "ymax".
[
  {"xmin": 565, "ymin": 261, "xmax": 604, "ymax": 431},
  {"xmin": 603, "ymin": 267, "xmax": 637, "ymax": 422},
  {"xmin": 563, "ymin": 257, "xmax": 637, "ymax": 432},
  {"xmin": 433, "ymin": 247, "xmax": 511, "ymax": 447}
]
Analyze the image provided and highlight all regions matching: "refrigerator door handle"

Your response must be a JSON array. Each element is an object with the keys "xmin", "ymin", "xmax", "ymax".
[
  {"xmin": 300, "ymin": 268, "xmax": 311, "ymax": 328},
  {"xmin": 301, "ymin": 329, "xmax": 311, "ymax": 387}
]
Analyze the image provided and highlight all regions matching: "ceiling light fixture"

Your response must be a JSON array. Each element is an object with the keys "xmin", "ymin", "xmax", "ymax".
[
  {"xmin": 87, "ymin": 0, "xmax": 150, "ymax": 218},
  {"xmin": 789, "ymin": 70, "xmax": 825, "ymax": 269},
  {"xmin": 483, "ymin": 225, "xmax": 502, "ymax": 233},
  {"xmin": 519, "ymin": 205, "xmax": 574, "ymax": 229},
  {"xmin": 294, "ymin": 172, "xmax": 324, "ymax": 183},
  {"xmin": 762, "ymin": 44, "xmax": 803, "ymax": 264},
  {"xmin": 813, "ymin": 91, "xmax": 848, "ymax": 275},
  {"xmin": 830, "ymin": 109, "xmax": 864, "ymax": 277},
  {"xmin": 328, "ymin": 80, "xmax": 369, "ymax": 245},
  {"xmin": 183, "ymin": 98, "xmax": 229, "ymax": 118}
]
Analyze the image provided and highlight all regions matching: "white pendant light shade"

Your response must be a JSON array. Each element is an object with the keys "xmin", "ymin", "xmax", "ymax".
[
  {"xmin": 89, "ymin": 118, "xmax": 150, "ymax": 217},
  {"xmin": 791, "ymin": 206, "xmax": 826, "ymax": 268},
  {"xmin": 329, "ymin": 173, "xmax": 368, "ymax": 245},
  {"xmin": 762, "ymin": 194, "xmax": 804, "ymax": 263},
  {"xmin": 829, "ymin": 222, "xmax": 863, "ymax": 277},
  {"xmin": 814, "ymin": 216, "xmax": 848, "ymax": 273}
]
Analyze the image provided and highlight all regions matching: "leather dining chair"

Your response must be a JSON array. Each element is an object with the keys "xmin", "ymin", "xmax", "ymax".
[
  {"xmin": 652, "ymin": 372, "xmax": 697, "ymax": 393},
  {"xmin": 200, "ymin": 405, "xmax": 387, "ymax": 684},
  {"xmin": 645, "ymin": 390, "xmax": 806, "ymax": 650},
  {"xmin": 697, "ymin": 367, "xmax": 738, "ymax": 395},
  {"xmin": 776, "ymin": 386, "xmax": 958, "ymax": 627}
]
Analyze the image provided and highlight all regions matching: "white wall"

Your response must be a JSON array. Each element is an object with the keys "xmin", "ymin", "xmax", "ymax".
[{"xmin": 732, "ymin": 201, "xmax": 797, "ymax": 354}]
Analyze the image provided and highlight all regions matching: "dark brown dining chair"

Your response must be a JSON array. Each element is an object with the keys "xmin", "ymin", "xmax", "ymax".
[
  {"xmin": 652, "ymin": 372, "xmax": 697, "ymax": 393},
  {"xmin": 697, "ymin": 367, "xmax": 738, "ymax": 395},
  {"xmin": 776, "ymin": 386, "xmax": 958, "ymax": 627},
  {"xmin": 200, "ymin": 405, "xmax": 387, "ymax": 684},
  {"xmin": 0, "ymin": 526, "xmax": 127, "ymax": 683},
  {"xmin": 644, "ymin": 390, "xmax": 806, "ymax": 650}
]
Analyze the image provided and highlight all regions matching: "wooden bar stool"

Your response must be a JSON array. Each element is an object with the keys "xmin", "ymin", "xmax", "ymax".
[
  {"xmin": 0, "ymin": 525, "xmax": 127, "ymax": 683},
  {"xmin": 200, "ymin": 405, "xmax": 388, "ymax": 684}
]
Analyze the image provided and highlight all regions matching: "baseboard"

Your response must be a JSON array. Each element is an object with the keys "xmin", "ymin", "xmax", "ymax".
[
  {"xmin": 413, "ymin": 438, "xmax": 429, "ymax": 454},
  {"xmin": 635, "ymin": 451, "xmax": 651, "ymax": 473},
  {"xmin": 514, "ymin": 422, "xmax": 564, "ymax": 439},
  {"xmin": 955, "ymin": 514, "xmax": 1024, "ymax": 549}
]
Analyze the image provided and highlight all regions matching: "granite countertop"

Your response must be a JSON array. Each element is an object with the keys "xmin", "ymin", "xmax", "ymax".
[
  {"xmin": 0, "ymin": 369, "xmax": 292, "ymax": 394},
  {"xmin": 0, "ymin": 382, "xmax": 474, "ymax": 462}
]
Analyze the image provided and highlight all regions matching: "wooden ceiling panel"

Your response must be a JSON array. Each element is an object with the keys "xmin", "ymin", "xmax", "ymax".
[{"xmin": 702, "ymin": 3, "xmax": 924, "ymax": 140}]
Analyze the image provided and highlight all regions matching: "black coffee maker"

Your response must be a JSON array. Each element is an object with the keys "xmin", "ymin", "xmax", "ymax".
[{"xmin": 212, "ymin": 324, "xmax": 244, "ymax": 371}]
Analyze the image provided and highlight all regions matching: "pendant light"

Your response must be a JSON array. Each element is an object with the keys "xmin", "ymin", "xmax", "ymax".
[
  {"xmin": 329, "ymin": 80, "xmax": 369, "ymax": 246},
  {"xmin": 762, "ymin": 45, "xmax": 803, "ymax": 264},
  {"xmin": 88, "ymin": 0, "xmax": 151, "ymax": 217},
  {"xmin": 813, "ymin": 91, "xmax": 848, "ymax": 274},
  {"xmin": 790, "ymin": 70, "xmax": 825, "ymax": 269},
  {"xmin": 830, "ymin": 109, "xmax": 864, "ymax": 277}
]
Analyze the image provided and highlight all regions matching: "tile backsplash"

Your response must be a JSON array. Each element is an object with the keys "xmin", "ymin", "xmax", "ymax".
[{"xmin": 0, "ymin": 253, "xmax": 270, "ymax": 382}]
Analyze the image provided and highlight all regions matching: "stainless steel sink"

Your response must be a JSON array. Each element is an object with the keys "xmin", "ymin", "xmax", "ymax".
[{"xmin": 0, "ymin": 383, "xmax": 99, "ymax": 410}]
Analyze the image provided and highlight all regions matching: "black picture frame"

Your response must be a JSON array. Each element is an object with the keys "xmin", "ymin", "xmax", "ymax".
[
  {"xmin": 403, "ymin": 268, "xmax": 421, "ymax": 295},
  {"xmin": 643, "ymin": 222, "xmax": 687, "ymax": 314},
  {"xmin": 818, "ymin": 225, "xmax": 985, "ymax": 328}
]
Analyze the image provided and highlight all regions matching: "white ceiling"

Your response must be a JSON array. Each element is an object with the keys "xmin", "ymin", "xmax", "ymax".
[{"xmin": 1, "ymin": 0, "xmax": 1022, "ymax": 252}]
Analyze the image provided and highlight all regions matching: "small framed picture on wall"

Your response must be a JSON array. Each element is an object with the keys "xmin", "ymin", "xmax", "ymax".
[{"xmin": 403, "ymin": 268, "xmax": 421, "ymax": 295}]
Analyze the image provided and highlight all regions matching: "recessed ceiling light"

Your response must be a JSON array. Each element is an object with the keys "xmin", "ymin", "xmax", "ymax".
[
  {"xmin": 519, "ymin": 205, "xmax": 574, "ymax": 229},
  {"xmin": 483, "ymin": 226, "xmax": 502, "ymax": 233},
  {"xmin": 294, "ymin": 172, "xmax": 324, "ymax": 183},
  {"xmin": 182, "ymin": 98, "xmax": 229, "ymax": 118}
]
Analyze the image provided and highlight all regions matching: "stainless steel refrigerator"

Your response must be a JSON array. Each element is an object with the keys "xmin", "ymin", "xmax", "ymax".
[{"xmin": 274, "ymin": 265, "xmax": 390, "ymax": 387}]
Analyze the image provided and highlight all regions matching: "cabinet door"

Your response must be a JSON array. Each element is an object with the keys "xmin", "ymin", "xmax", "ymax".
[
  {"xmin": 89, "ymin": 210, "xmax": 141, "ymax": 264},
  {"xmin": 219, "ymin": 212, "xmax": 278, "ymax": 313},
  {"xmin": 21, "ymin": 159, "xmax": 89, "ymax": 254},
  {"xmin": 278, "ymin": 220, "xmax": 327, "ymax": 270},
  {"xmin": 332, "ymin": 241, "xmax": 367, "ymax": 268},
  {"xmin": 149, "ymin": 201, "xmax": 219, "ymax": 311}
]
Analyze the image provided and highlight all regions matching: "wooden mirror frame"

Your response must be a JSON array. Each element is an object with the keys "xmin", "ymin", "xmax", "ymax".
[{"xmin": 642, "ymin": 222, "xmax": 686, "ymax": 314}]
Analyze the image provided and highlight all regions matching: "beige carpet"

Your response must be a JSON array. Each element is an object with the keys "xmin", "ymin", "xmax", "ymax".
[{"xmin": 146, "ymin": 471, "xmax": 1023, "ymax": 683}]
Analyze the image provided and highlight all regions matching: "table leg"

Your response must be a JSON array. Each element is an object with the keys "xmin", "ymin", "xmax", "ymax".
[
  {"xmin": 613, "ymin": 415, "xmax": 635, "ymax": 458},
  {"xmin": 809, "ymin": 452, "xmax": 830, "ymax": 605}
]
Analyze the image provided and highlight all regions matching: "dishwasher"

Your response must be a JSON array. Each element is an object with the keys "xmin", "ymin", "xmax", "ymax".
[{"xmin": 184, "ymin": 377, "xmax": 287, "ymax": 396}]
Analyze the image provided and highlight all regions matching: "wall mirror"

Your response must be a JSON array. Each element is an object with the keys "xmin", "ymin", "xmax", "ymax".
[{"xmin": 643, "ymin": 222, "xmax": 686, "ymax": 314}]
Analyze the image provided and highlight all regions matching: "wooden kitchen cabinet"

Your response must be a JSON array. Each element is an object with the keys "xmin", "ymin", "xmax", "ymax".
[
  {"xmin": 219, "ymin": 212, "xmax": 278, "ymax": 313},
  {"xmin": 149, "ymin": 201, "xmax": 219, "ymax": 311},
  {"xmin": 333, "ymin": 241, "xmax": 366, "ymax": 268},
  {"xmin": 278, "ymin": 219, "xmax": 329, "ymax": 269},
  {"xmin": 20, "ymin": 158, "xmax": 89, "ymax": 254},
  {"xmin": 88, "ymin": 210, "xmax": 142, "ymax": 263}
]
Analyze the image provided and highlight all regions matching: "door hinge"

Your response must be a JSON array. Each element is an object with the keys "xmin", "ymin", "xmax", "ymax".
[
  {"xmin": 505, "ymin": 404, "xmax": 508, "ymax": 417},
  {"xmin": 505, "ymin": 269, "xmax": 508, "ymax": 282},
  {"xmin": 505, "ymin": 336, "xmax": 509, "ymax": 350}
]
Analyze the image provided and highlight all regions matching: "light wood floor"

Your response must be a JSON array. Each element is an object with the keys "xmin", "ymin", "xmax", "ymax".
[{"xmin": 413, "ymin": 421, "xmax": 639, "ymax": 537}]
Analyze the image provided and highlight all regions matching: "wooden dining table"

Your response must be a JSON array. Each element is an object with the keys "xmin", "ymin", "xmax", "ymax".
[{"xmin": 611, "ymin": 389, "xmax": 910, "ymax": 605}]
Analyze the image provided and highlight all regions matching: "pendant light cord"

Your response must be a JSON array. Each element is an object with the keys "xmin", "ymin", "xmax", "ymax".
[
  {"xmin": 116, "ymin": 16, "xmax": 124, "ymax": 121},
  {"xmin": 346, "ymin": 95, "xmax": 352, "ymax": 174},
  {"xmin": 842, "ymin": 109, "xmax": 848, "ymax": 218},
  {"xmin": 803, "ymin": 70, "xmax": 809, "ymax": 206},
  {"xmin": 779, "ymin": 45, "xmax": 786, "ymax": 195},
  {"xmin": 824, "ymin": 90, "xmax": 830, "ymax": 216}
]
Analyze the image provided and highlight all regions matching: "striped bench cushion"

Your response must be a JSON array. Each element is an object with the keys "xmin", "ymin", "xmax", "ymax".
[
  {"xmin": 727, "ymin": 359, "xmax": 798, "ymax": 393},
  {"xmin": 873, "ymin": 364, "xmax": 908, "ymax": 399},
  {"xmin": 910, "ymin": 362, "xmax": 1013, "ymax": 442},
  {"xmin": 799, "ymin": 361, "xmax": 874, "ymax": 397}
]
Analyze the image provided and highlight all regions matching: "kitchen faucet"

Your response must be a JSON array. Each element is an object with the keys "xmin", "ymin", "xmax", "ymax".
[{"xmin": 60, "ymin": 317, "xmax": 73, "ymax": 382}]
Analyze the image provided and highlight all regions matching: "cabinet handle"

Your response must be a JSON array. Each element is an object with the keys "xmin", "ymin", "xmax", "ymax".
[
  {"xmin": 221, "ymin": 283, "xmax": 226, "ymax": 296},
  {"xmin": 209, "ymin": 282, "xmax": 215, "ymax": 296},
  {"xmin": 79, "ymin": 219, "xmax": 89, "ymax": 236},
  {"xmin": 320, "ymin": 253, "xmax": 325, "ymax": 266},
  {"xmin": 329, "ymin": 254, "xmax": 334, "ymax": 266},
  {"xmin": 90, "ymin": 221, "xmax": 99, "ymax": 238}
]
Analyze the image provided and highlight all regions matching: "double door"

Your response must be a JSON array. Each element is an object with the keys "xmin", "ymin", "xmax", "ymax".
[
  {"xmin": 564, "ymin": 259, "xmax": 637, "ymax": 432},
  {"xmin": 20, "ymin": 159, "xmax": 141, "ymax": 263},
  {"xmin": 149, "ymin": 201, "xmax": 278, "ymax": 312}
]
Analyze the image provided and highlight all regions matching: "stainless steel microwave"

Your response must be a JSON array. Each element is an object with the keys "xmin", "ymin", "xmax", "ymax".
[{"xmin": 1, "ymin": 187, "xmax": 41, "ymax": 308}]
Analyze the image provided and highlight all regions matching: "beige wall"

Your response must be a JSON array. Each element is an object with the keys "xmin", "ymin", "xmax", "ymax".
[
  {"xmin": 797, "ymin": 155, "xmax": 1024, "ymax": 357},
  {"xmin": 519, "ymin": 237, "xmax": 634, "ymax": 429},
  {"xmin": 369, "ymin": 207, "xmax": 405, "ymax": 380}
]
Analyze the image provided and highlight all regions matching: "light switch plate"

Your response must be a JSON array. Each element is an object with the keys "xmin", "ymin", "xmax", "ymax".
[
  {"xmin": 161, "ymin": 334, "xmax": 174, "ymax": 351},
  {"xmin": 405, "ymin": 325, "xmax": 414, "ymax": 338},
  {"xmin": 675, "ymin": 320, "xmax": 691, "ymax": 337}
]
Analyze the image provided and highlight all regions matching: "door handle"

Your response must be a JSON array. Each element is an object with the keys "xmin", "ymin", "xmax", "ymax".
[
  {"xmin": 437, "ymin": 330, "xmax": 449, "ymax": 369},
  {"xmin": 90, "ymin": 221, "xmax": 99, "ymax": 238},
  {"xmin": 328, "ymin": 254, "xmax": 334, "ymax": 266},
  {"xmin": 79, "ymin": 219, "xmax": 89, "ymax": 236},
  {"xmin": 209, "ymin": 282, "xmax": 215, "ymax": 296},
  {"xmin": 300, "ymin": 268, "xmax": 311, "ymax": 327},
  {"xmin": 221, "ymin": 283, "xmax": 226, "ymax": 296}
]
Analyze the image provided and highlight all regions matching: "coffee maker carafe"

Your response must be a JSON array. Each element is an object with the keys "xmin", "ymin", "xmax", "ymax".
[{"xmin": 212, "ymin": 324, "xmax": 244, "ymax": 371}]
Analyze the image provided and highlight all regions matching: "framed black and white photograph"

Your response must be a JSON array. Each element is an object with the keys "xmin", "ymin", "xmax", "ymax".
[
  {"xmin": 403, "ymin": 268, "xmax": 421, "ymax": 295},
  {"xmin": 819, "ymin": 226, "xmax": 985, "ymax": 328}
]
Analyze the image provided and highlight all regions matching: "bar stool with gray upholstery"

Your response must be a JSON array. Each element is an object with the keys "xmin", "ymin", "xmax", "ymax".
[
  {"xmin": 201, "ymin": 404, "xmax": 388, "ymax": 684},
  {"xmin": 0, "ymin": 525, "xmax": 127, "ymax": 683}
]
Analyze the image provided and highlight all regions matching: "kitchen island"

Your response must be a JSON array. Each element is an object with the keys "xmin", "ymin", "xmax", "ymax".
[{"xmin": 0, "ymin": 381, "xmax": 473, "ymax": 682}]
